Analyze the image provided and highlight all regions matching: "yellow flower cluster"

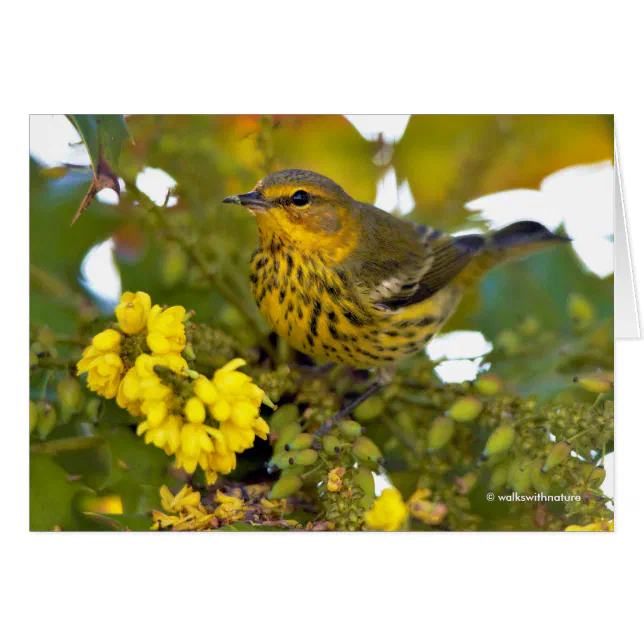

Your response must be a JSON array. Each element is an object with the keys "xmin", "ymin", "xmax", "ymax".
[
  {"xmin": 77, "ymin": 329, "xmax": 124, "ymax": 399},
  {"xmin": 565, "ymin": 520, "xmax": 614, "ymax": 532},
  {"xmin": 77, "ymin": 291, "xmax": 186, "ymax": 400},
  {"xmin": 152, "ymin": 484, "xmax": 298, "ymax": 531},
  {"xmin": 364, "ymin": 488, "xmax": 409, "ymax": 531},
  {"xmin": 136, "ymin": 357, "xmax": 269, "ymax": 484},
  {"xmin": 78, "ymin": 291, "xmax": 269, "ymax": 484}
]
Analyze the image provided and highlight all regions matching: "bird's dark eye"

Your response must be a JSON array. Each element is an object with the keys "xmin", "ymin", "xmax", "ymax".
[{"xmin": 291, "ymin": 190, "xmax": 310, "ymax": 207}]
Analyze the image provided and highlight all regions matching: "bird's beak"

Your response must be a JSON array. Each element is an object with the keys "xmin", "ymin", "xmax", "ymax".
[{"xmin": 222, "ymin": 191, "xmax": 268, "ymax": 211}]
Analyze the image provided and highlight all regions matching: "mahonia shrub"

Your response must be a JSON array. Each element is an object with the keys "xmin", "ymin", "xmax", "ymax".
[{"xmin": 29, "ymin": 114, "xmax": 614, "ymax": 531}]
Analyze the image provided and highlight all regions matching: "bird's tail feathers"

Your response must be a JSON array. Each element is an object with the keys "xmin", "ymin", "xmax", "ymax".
[{"xmin": 457, "ymin": 221, "xmax": 570, "ymax": 286}]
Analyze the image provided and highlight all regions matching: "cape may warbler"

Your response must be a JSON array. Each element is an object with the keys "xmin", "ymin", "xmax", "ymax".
[{"xmin": 224, "ymin": 169, "xmax": 569, "ymax": 379}]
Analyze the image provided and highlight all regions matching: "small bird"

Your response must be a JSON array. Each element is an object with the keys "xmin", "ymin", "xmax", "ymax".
[{"xmin": 224, "ymin": 169, "xmax": 569, "ymax": 430}]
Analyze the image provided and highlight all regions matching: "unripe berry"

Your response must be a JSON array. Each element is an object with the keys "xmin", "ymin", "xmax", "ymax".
[
  {"xmin": 352, "ymin": 436, "xmax": 383, "ymax": 465},
  {"xmin": 57, "ymin": 376, "xmax": 82, "ymax": 415},
  {"xmin": 269, "ymin": 404, "xmax": 300, "ymax": 432},
  {"xmin": 268, "ymin": 475, "xmax": 303, "ymax": 500},
  {"xmin": 542, "ymin": 442, "xmax": 571, "ymax": 472},
  {"xmin": 339, "ymin": 420, "xmax": 363, "ymax": 438},
  {"xmin": 353, "ymin": 396, "xmax": 385, "ymax": 423},
  {"xmin": 37, "ymin": 401, "xmax": 57, "ymax": 439},
  {"xmin": 475, "ymin": 373, "xmax": 503, "ymax": 396},
  {"xmin": 446, "ymin": 396, "xmax": 483, "ymax": 422},
  {"xmin": 293, "ymin": 449, "xmax": 319, "ymax": 466},
  {"xmin": 483, "ymin": 425, "xmax": 515, "ymax": 458},
  {"xmin": 322, "ymin": 435, "xmax": 342, "ymax": 455},
  {"xmin": 274, "ymin": 421, "xmax": 304, "ymax": 452},
  {"xmin": 287, "ymin": 433, "xmax": 315, "ymax": 451},
  {"xmin": 573, "ymin": 372, "xmax": 613, "ymax": 394},
  {"xmin": 427, "ymin": 416, "xmax": 455, "ymax": 451}
]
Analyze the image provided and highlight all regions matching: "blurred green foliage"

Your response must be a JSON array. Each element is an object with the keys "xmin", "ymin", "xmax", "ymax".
[{"xmin": 29, "ymin": 115, "xmax": 614, "ymax": 531}]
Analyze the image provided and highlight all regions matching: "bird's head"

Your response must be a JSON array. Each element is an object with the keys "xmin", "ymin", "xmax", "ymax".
[{"xmin": 223, "ymin": 169, "xmax": 358, "ymax": 260}]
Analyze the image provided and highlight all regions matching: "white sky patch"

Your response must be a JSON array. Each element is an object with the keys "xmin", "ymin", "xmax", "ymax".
[
  {"xmin": 344, "ymin": 114, "xmax": 410, "ymax": 143},
  {"xmin": 466, "ymin": 161, "xmax": 614, "ymax": 278},
  {"xmin": 426, "ymin": 331, "xmax": 493, "ymax": 361},
  {"xmin": 373, "ymin": 471, "xmax": 394, "ymax": 496},
  {"xmin": 428, "ymin": 331, "xmax": 493, "ymax": 383},
  {"xmin": 80, "ymin": 239, "xmax": 122, "ymax": 307},
  {"xmin": 434, "ymin": 357, "xmax": 485, "ymax": 383},
  {"xmin": 374, "ymin": 168, "xmax": 416, "ymax": 215},
  {"xmin": 29, "ymin": 114, "xmax": 90, "ymax": 168},
  {"xmin": 136, "ymin": 167, "xmax": 178, "ymax": 207}
]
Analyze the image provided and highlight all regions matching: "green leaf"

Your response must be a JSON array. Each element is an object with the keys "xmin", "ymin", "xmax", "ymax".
[
  {"xmin": 83, "ymin": 512, "xmax": 152, "ymax": 532},
  {"xmin": 67, "ymin": 115, "xmax": 131, "ymax": 173},
  {"xmin": 30, "ymin": 453, "xmax": 90, "ymax": 531},
  {"xmin": 66, "ymin": 115, "xmax": 131, "ymax": 223}
]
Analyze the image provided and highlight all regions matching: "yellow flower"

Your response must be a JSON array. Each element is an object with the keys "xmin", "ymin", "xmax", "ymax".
[
  {"xmin": 213, "ymin": 490, "xmax": 246, "ymax": 522},
  {"xmin": 327, "ymin": 467, "xmax": 345, "ymax": 492},
  {"xmin": 160, "ymin": 484, "xmax": 203, "ymax": 514},
  {"xmin": 365, "ymin": 488, "xmax": 409, "ymax": 531},
  {"xmin": 407, "ymin": 488, "xmax": 448, "ymax": 526},
  {"xmin": 77, "ymin": 330, "xmax": 124, "ymax": 400},
  {"xmin": 206, "ymin": 451, "xmax": 237, "ymax": 483},
  {"xmin": 116, "ymin": 367, "xmax": 143, "ymax": 416},
  {"xmin": 147, "ymin": 305, "xmax": 186, "ymax": 354},
  {"xmin": 115, "ymin": 291, "xmax": 152, "ymax": 334},
  {"xmin": 565, "ymin": 520, "xmax": 614, "ymax": 532},
  {"xmin": 138, "ymin": 415, "xmax": 182, "ymax": 455},
  {"xmin": 185, "ymin": 397, "xmax": 206, "ymax": 423}
]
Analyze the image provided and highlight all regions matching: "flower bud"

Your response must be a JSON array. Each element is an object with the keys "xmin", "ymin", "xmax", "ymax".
[
  {"xmin": 92, "ymin": 329, "xmax": 122, "ymax": 352},
  {"xmin": 353, "ymin": 396, "xmax": 385, "ymax": 423},
  {"xmin": 352, "ymin": 436, "xmax": 383, "ymax": 465},
  {"xmin": 115, "ymin": 292, "xmax": 152, "ymax": 335},
  {"xmin": 37, "ymin": 401, "xmax": 57, "ymax": 439},
  {"xmin": 293, "ymin": 448, "xmax": 318, "ymax": 466},
  {"xmin": 322, "ymin": 435, "xmax": 341, "ymax": 455},
  {"xmin": 184, "ymin": 397, "xmax": 206, "ymax": 424},
  {"xmin": 483, "ymin": 425, "xmax": 515, "ymax": 458},
  {"xmin": 475, "ymin": 373, "xmax": 503, "ymax": 396},
  {"xmin": 194, "ymin": 377, "xmax": 218, "ymax": 404},
  {"xmin": 339, "ymin": 420, "xmax": 363, "ymax": 438},
  {"xmin": 268, "ymin": 475, "xmax": 303, "ymax": 500},
  {"xmin": 427, "ymin": 416, "xmax": 455, "ymax": 451},
  {"xmin": 542, "ymin": 442, "xmax": 571, "ymax": 472},
  {"xmin": 446, "ymin": 396, "xmax": 483, "ymax": 422},
  {"xmin": 573, "ymin": 372, "xmax": 614, "ymax": 394},
  {"xmin": 287, "ymin": 433, "xmax": 315, "ymax": 451}
]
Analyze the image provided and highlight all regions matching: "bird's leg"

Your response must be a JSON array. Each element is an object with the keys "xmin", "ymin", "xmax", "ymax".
[
  {"xmin": 315, "ymin": 366, "xmax": 395, "ymax": 436},
  {"xmin": 315, "ymin": 381, "xmax": 384, "ymax": 436}
]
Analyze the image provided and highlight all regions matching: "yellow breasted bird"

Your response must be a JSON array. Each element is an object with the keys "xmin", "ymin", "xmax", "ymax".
[{"xmin": 224, "ymin": 169, "xmax": 569, "ymax": 430}]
